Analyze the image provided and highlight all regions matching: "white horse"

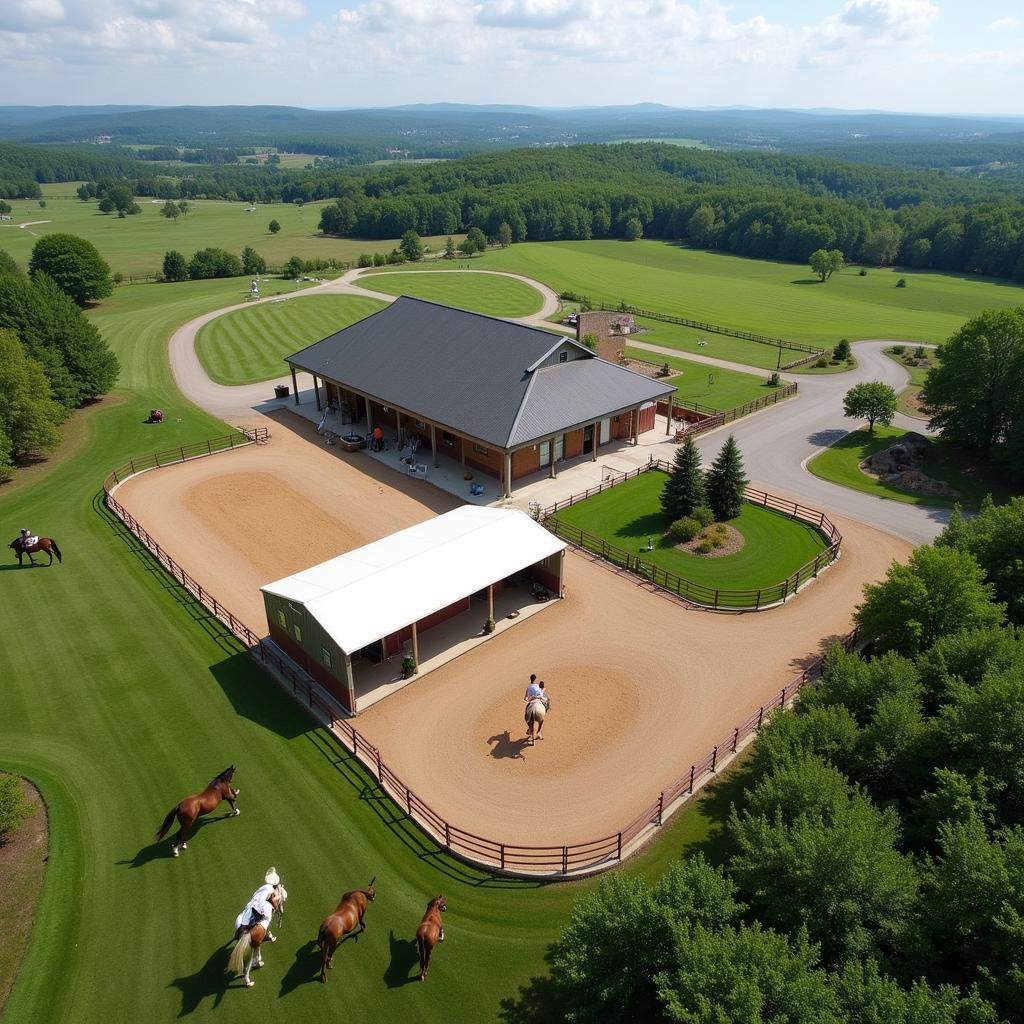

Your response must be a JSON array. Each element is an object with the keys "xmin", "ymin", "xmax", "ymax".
[
  {"xmin": 525, "ymin": 698, "xmax": 548, "ymax": 745},
  {"xmin": 227, "ymin": 868, "xmax": 288, "ymax": 988}
]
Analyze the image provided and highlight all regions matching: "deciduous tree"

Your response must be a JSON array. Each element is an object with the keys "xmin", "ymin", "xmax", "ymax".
[
  {"xmin": 497, "ymin": 222, "xmax": 512, "ymax": 248},
  {"xmin": 0, "ymin": 329, "xmax": 63, "ymax": 462},
  {"xmin": 842, "ymin": 381, "xmax": 897, "ymax": 432},
  {"xmin": 241, "ymin": 247, "xmax": 266, "ymax": 276},
  {"xmin": 28, "ymin": 233, "xmax": 112, "ymax": 305},
  {"xmin": 809, "ymin": 248, "xmax": 844, "ymax": 281},
  {"xmin": 162, "ymin": 250, "xmax": 189, "ymax": 282},
  {"xmin": 268, "ymin": 219, "xmax": 281, "ymax": 234},
  {"xmin": 399, "ymin": 229, "xmax": 423, "ymax": 262}
]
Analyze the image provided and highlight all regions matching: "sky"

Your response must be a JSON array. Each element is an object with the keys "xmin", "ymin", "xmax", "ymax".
[{"xmin": 2, "ymin": 0, "xmax": 1022, "ymax": 115}]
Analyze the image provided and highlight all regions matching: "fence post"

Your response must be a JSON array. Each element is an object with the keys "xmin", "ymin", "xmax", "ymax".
[
  {"xmin": 714, "ymin": 589, "xmax": 719, "ymax": 610},
  {"xmin": 375, "ymin": 749, "xmax": 382, "ymax": 783},
  {"xmin": 757, "ymin": 706, "xmax": 764, "ymax": 730},
  {"xmin": 112, "ymin": 468, "xmax": 120, "ymax": 484},
  {"xmin": 617, "ymin": 832, "xmax": 622, "ymax": 860},
  {"xmin": 711, "ymin": 745, "xmax": 718, "ymax": 772},
  {"xmin": 562, "ymin": 846, "xmax": 568, "ymax": 873},
  {"xmin": 500, "ymin": 844, "xmax": 505, "ymax": 870},
  {"xmin": 657, "ymin": 791, "xmax": 664, "ymax": 824},
  {"xmin": 732, "ymin": 727, "xmax": 739, "ymax": 752},
  {"xmin": 755, "ymin": 589, "xmax": 761, "ymax": 609},
  {"xmin": 444, "ymin": 821, "xmax": 451, "ymax": 846},
  {"xmin": 406, "ymin": 787, "xmax": 412, "ymax": 815},
  {"xmin": 688, "ymin": 764, "xmax": 695, "ymax": 793}
]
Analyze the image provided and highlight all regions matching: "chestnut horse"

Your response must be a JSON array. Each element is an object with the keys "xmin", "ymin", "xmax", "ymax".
[
  {"xmin": 227, "ymin": 871, "xmax": 288, "ymax": 988},
  {"xmin": 9, "ymin": 537, "xmax": 62, "ymax": 566},
  {"xmin": 155, "ymin": 765, "xmax": 240, "ymax": 857},
  {"xmin": 316, "ymin": 878, "xmax": 376, "ymax": 984},
  {"xmin": 415, "ymin": 895, "xmax": 447, "ymax": 981}
]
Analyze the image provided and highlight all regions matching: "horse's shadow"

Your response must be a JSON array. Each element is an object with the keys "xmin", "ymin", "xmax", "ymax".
[
  {"xmin": 118, "ymin": 812, "xmax": 237, "ymax": 868},
  {"xmin": 384, "ymin": 929, "xmax": 420, "ymax": 988},
  {"xmin": 487, "ymin": 730, "xmax": 531, "ymax": 760},
  {"xmin": 167, "ymin": 943, "xmax": 231, "ymax": 1016},
  {"xmin": 278, "ymin": 939, "xmax": 322, "ymax": 996}
]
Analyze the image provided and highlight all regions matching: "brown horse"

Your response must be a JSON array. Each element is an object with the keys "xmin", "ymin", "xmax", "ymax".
[
  {"xmin": 316, "ymin": 878, "xmax": 376, "ymax": 984},
  {"xmin": 227, "ymin": 871, "xmax": 289, "ymax": 988},
  {"xmin": 155, "ymin": 765, "xmax": 240, "ymax": 857},
  {"xmin": 9, "ymin": 537, "xmax": 62, "ymax": 566},
  {"xmin": 415, "ymin": 895, "xmax": 447, "ymax": 981}
]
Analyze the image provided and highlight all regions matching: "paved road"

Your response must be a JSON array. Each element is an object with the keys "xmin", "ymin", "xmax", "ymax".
[{"xmin": 167, "ymin": 269, "xmax": 948, "ymax": 545}]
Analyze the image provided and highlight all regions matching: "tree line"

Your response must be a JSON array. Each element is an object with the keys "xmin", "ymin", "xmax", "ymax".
[
  {"xmin": 509, "ymin": 505, "xmax": 1024, "ymax": 1023},
  {"xmin": 0, "ymin": 237, "xmax": 119, "ymax": 480}
]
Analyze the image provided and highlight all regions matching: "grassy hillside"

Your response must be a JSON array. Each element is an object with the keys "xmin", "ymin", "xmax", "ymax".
[
  {"xmin": 357, "ymin": 271, "xmax": 544, "ymax": 317},
  {"xmin": 467, "ymin": 241, "xmax": 1024, "ymax": 345},
  {"xmin": 0, "ymin": 277, "xmax": 709, "ymax": 1024},
  {"xmin": 0, "ymin": 184, "xmax": 462, "ymax": 277}
]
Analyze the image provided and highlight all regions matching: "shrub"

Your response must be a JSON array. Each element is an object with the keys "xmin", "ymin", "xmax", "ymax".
[
  {"xmin": 0, "ymin": 774, "xmax": 31, "ymax": 841},
  {"xmin": 658, "ymin": 362, "xmax": 672, "ymax": 378},
  {"xmin": 896, "ymin": 278, "xmax": 907, "ymax": 288},
  {"xmin": 670, "ymin": 517, "xmax": 701, "ymax": 542},
  {"xmin": 483, "ymin": 617, "xmax": 495, "ymax": 634},
  {"xmin": 815, "ymin": 356, "xmax": 828, "ymax": 368},
  {"xmin": 914, "ymin": 344, "xmax": 926, "ymax": 359},
  {"xmin": 582, "ymin": 333, "xmax": 599, "ymax": 352},
  {"xmin": 713, "ymin": 523, "xmax": 728, "ymax": 535},
  {"xmin": 357, "ymin": 253, "xmax": 373, "ymax": 268},
  {"xmin": 112, "ymin": 271, "xmax": 124, "ymax": 285},
  {"xmin": 695, "ymin": 539, "xmax": 715, "ymax": 554},
  {"xmin": 710, "ymin": 534, "xmax": 724, "ymax": 548},
  {"xmin": 834, "ymin": 339, "xmax": 851, "ymax": 361},
  {"xmin": 401, "ymin": 655, "xmax": 417, "ymax": 679},
  {"xmin": 692, "ymin": 506, "xmax": 715, "ymax": 528},
  {"xmin": 859, "ymin": 267, "xmax": 867, "ymax": 276},
  {"xmin": 890, "ymin": 344, "xmax": 905, "ymax": 355}
]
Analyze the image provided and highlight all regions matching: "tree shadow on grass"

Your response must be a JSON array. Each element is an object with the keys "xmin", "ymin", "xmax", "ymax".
[
  {"xmin": 498, "ymin": 959, "xmax": 575, "ymax": 1024},
  {"xmin": 615, "ymin": 512, "xmax": 667, "ymax": 540},
  {"xmin": 807, "ymin": 428, "xmax": 850, "ymax": 449},
  {"xmin": 279, "ymin": 939, "xmax": 322, "ymax": 996},
  {"xmin": 384, "ymin": 929, "xmax": 420, "ymax": 988},
  {"xmin": 678, "ymin": 752, "xmax": 762, "ymax": 867},
  {"xmin": 168, "ymin": 943, "xmax": 232, "ymax": 1017}
]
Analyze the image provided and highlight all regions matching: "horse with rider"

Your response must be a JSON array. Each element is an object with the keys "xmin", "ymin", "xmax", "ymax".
[
  {"xmin": 227, "ymin": 868, "xmax": 288, "ymax": 987},
  {"xmin": 524, "ymin": 674, "xmax": 550, "ymax": 745},
  {"xmin": 9, "ymin": 529, "xmax": 62, "ymax": 566}
]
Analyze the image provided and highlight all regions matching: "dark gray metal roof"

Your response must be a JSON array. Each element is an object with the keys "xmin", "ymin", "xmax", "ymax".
[{"xmin": 287, "ymin": 296, "xmax": 673, "ymax": 449}]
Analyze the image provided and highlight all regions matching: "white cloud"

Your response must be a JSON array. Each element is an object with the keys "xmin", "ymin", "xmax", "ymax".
[
  {"xmin": 988, "ymin": 17, "xmax": 1017, "ymax": 33},
  {"xmin": 476, "ymin": 0, "xmax": 598, "ymax": 30},
  {"xmin": 799, "ymin": 0, "xmax": 939, "ymax": 68}
]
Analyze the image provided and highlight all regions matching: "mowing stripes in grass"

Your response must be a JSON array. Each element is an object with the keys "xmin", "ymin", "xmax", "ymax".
[
  {"xmin": 358, "ymin": 271, "xmax": 544, "ymax": 317},
  {"xmin": 555, "ymin": 471, "xmax": 828, "ymax": 592},
  {"xmin": 196, "ymin": 294, "xmax": 387, "ymax": 385}
]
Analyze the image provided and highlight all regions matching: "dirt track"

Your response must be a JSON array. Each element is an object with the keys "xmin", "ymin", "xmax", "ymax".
[{"xmin": 115, "ymin": 417, "xmax": 910, "ymax": 846}]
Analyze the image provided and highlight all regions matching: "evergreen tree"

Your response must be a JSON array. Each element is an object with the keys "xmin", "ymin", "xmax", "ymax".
[
  {"xmin": 0, "ymin": 329, "xmax": 63, "ymax": 466},
  {"xmin": 444, "ymin": 236, "xmax": 456, "ymax": 260},
  {"xmin": 706, "ymin": 435, "xmax": 748, "ymax": 520},
  {"xmin": 660, "ymin": 437, "xmax": 706, "ymax": 520}
]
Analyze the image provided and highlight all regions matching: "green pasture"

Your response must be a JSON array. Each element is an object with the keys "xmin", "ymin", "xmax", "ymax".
[
  {"xmin": 807, "ymin": 425, "xmax": 1016, "ymax": 509},
  {"xmin": 357, "ymin": 271, "xmax": 544, "ymax": 318},
  {"xmin": 884, "ymin": 345, "xmax": 940, "ymax": 419},
  {"xmin": 625, "ymin": 348, "xmax": 779, "ymax": 412},
  {"xmin": 467, "ymin": 240, "xmax": 1024, "ymax": 347},
  {"xmin": 196, "ymin": 294, "xmax": 387, "ymax": 386},
  {"xmin": 554, "ymin": 471, "xmax": 828, "ymax": 593},
  {"xmin": 0, "ymin": 187, "xmax": 462, "ymax": 278},
  {"xmin": 0, "ymin": 278, "xmax": 717, "ymax": 1023}
]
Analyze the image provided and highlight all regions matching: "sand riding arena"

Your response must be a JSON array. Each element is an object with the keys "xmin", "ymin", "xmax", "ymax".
[{"xmin": 112, "ymin": 411, "xmax": 910, "ymax": 872}]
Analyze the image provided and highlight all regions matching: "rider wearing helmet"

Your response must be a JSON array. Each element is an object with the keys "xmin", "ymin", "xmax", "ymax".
[{"xmin": 19, "ymin": 528, "xmax": 37, "ymax": 550}]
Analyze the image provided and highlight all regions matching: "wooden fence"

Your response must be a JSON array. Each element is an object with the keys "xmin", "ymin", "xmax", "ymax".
[
  {"xmin": 660, "ymin": 382, "xmax": 798, "ymax": 436},
  {"xmin": 541, "ymin": 462, "xmax": 841, "ymax": 611},
  {"xmin": 101, "ymin": 431, "xmax": 852, "ymax": 876}
]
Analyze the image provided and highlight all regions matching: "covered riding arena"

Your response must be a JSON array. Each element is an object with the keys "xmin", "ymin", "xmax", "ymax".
[{"xmin": 113, "ymin": 416, "xmax": 911, "ymax": 847}]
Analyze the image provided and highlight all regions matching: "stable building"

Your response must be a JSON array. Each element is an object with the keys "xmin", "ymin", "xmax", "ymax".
[
  {"xmin": 261, "ymin": 505, "xmax": 567, "ymax": 713},
  {"xmin": 285, "ymin": 296, "xmax": 673, "ymax": 497}
]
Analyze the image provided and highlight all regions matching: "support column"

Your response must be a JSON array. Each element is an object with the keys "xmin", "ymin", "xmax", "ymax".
[
  {"xmin": 410, "ymin": 621, "xmax": 419, "ymax": 671},
  {"xmin": 363, "ymin": 394, "xmax": 371, "ymax": 429},
  {"xmin": 290, "ymin": 366, "xmax": 299, "ymax": 405},
  {"xmin": 558, "ymin": 549, "xmax": 566, "ymax": 597},
  {"xmin": 665, "ymin": 399, "xmax": 673, "ymax": 435},
  {"xmin": 395, "ymin": 409, "xmax": 402, "ymax": 445},
  {"xmin": 548, "ymin": 436, "xmax": 558, "ymax": 478},
  {"xmin": 487, "ymin": 583, "xmax": 494, "ymax": 621},
  {"xmin": 430, "ymin": 423, "xmax": 439, "ymax": 468},
  {"xmin": 503, "ymin": 452, "xmax": 512, "ymax": 498},
  {"xmin": 344, "ymin": 654, "xmax": 357, "ymax": 715},
  {"xmin": 313, "ymin": 375, "xmax": 322, "ymax": 411},
  {"xmin": 592, "ymin": 420, "xmax": 600, "ymax": 461},
  {"xmin": 631, "ymin": 408, "xmax": 639, "ymax": 446}
]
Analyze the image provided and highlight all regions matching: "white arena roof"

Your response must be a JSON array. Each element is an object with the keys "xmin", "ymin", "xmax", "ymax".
[{"xmin": 260, "ymin": 505, "xmax": 566, "ymax": 655}]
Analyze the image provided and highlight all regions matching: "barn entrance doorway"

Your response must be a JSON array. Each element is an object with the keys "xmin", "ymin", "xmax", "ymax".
[{"xmin": 582, "ymin": 425, "xmax": 594, "ymax": 455}]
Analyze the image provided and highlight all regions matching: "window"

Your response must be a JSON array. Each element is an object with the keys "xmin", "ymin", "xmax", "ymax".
[
  {"xmin": 321, "ymin": 646, "xmax": 332, "ymax": 669},
  {"xmin": 473, "ymin": 443, "xmax": 489, "ymax": 456},
  {"xmin": 277, "ymin": 610, "xmax": 287, "ymax": 629},
  {"xmin": 443, "ymin": 431, "xmax": 455, "ymax": 448},
  {"xmin": 558, "ymin": 351, "xmax": 568, "ymax": 363},
  {"xmin": 293, "ymin": 624, "xmax": 302, "ymax": 643}
]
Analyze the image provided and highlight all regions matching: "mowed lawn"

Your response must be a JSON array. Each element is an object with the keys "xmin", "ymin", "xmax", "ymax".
[
  {"xmin": 0, "ymin": 184, "xmax": 463, "ymax": 278},
  {"xmin": 358, "ymin": 270, "xmax": 544, "ymax": 317},
  {"xmin": 0, "ymin": 278, "xmax": 711, "ymax": 1023},
  {"xmin": 554, "ymin": 471, "xmax": 828, "ymax": 593},
  {"xmin": 625, "ymin": 348, "xmax": 782, "ymax": 412},
  {"xmin": 471, "ymin": 240, "xmax": 1024, "ymax": 346},
  {"xmin": 807, "ymin": 425, "xmax": 1018, "ymax": 509},
  {"xmin": 196, "ymin": 294, "xmax": 387, "ymax": 385},
  {"xmin": 629, "ymin": 317, "xmax": 810, "ymax": 370}
]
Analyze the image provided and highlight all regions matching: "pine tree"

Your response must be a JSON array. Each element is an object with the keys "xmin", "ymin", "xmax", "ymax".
[
  {"xmin": 660, "ymin": 436, "xmax": 706, "ymax": 520},
  {"xmin": 706, "ymin": 435, "xmax": 748, "ymax": 520}
]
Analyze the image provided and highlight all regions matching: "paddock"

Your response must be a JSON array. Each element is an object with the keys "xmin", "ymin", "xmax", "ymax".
[{"xmin": 114, "ymin": 416, "xmax": 911, "ymax": 847}]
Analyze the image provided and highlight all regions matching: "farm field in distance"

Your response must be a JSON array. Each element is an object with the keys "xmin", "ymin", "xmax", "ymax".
[
  {"xmin": 357, "ymin": 270, "xmax": 545, "ymax": 317},
  {"xmin": 453, "ymin": 240, "xmax": 1024, "ymax": 346},
  {"xmin": 196, "ymin": 293, "xmax": 387, "ymax": 385},
  {"xmin": 0, "ymin": 184, "xmax": 463, "ymax": 277}
]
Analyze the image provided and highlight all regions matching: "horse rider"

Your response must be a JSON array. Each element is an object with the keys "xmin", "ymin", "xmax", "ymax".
[
  {"xmin": 523, "ymin": 676, "xmax": 549, "ymax": 716},
  {"xmin": 19, "ymin": 528, "xmax": 37, "ymax": 551},
  {"xmin": 235, "ymin": 868, "xmax": 284, "ymax": 942}
]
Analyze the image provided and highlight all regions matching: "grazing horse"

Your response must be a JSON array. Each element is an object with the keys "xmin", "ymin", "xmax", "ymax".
[
  {"xmin": 415, "ymin": 895, "xmax": 447, "ymax": 982},
  {"xmin": 316, "ymin": 878, "xmax": 376, "ymax": 984},
  {"xmin": 525, "ymin": 698, "xmax": 547, "ymax": 745},
  {"xmin": 9, "ymin": 537, "xmax": 62, "ymax": 567},
  {"xmin": 227, "ymin": 870, "xmax": 288, "ymax": 988},
  {"xmin": 155, "ymin": 765, "xmax": 240, "ymax": 857}
]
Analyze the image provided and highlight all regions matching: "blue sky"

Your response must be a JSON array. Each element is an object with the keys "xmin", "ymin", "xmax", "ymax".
[{"xmin": 1, "ymin": 1, "xmax": 1021, "ymax": 114}]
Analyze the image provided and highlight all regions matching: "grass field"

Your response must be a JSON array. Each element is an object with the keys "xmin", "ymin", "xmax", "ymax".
[
  {"xmin": 625, "ymin": 348, "xmax": 778, "ymax": 411},
  {"xmin": 884, "ymin": 345, "xmax": 940, "ymax": 419},
  {"xmin": 465, "ymin": 240, "xmax": 1024, "ymax": 346},
  {"xmin": 554, "ymin": 471, "xmax": 828, "ymax": 591},
  {"xmin": 807, "ymin": 425, "xmax": 1017, "ymax": 509},
  {"xmin": 357, "ymin": 271, "xmax": 544, "ymax": 317},
  {"xmin": 196, "ymin": 294, "xmax": 387, "ymax": 385},
  {"xmin": 0, "ymin": 277, "xmax": 724, "ymax": 1023},
  {"xmin": 0, "ymin": 185, "xmax": 463, "ymax": 278}
]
